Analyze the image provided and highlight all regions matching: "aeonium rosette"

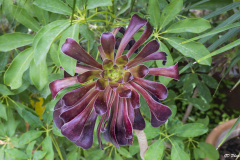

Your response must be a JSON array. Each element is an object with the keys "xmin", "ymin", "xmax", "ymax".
[{"xmin": 49, "ymin": 14, "xmax": 179, "ymax": 150}]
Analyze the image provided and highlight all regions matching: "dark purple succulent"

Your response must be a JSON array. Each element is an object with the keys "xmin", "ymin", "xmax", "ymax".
[{"xmin": 49, "ymin": 14, "xmax": 179, "ymax": 150}]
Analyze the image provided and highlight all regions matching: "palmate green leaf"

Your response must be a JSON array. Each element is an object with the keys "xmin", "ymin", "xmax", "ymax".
[
  {"xmin": 193, "ymin": 148, "xmax": 205, "ymax": 160},
  {"xmin": 157, "ymin": 41, "xmax": 173, "ymax": 86},
  {"xmin": 182, "ymin": 22, "xmax": 240, "ymax": 44},
  {"xmin": 182, "ymin": 0, "xmax": 209, "ymax": 11},
  {"xmin": 118, "ymin": 148, "xmax": 132, "ymax": 158},
  {"xmin": 0, "ymin": 84, "xmax": 14, "ymax": 95},
  {"xmin": 144, "ymin": 139, "xmax": 164, "ymax": 160},
  {"xmin": 42, "ymin": 136, "xmax": 54, "ymax": 160},
  {"xmin": 114, "ymin": 153, "xmax": 123, "ymax": 160},
  {"xmin": 86, "ymin": 0, "xmax": 112, "ymax": 9},
  {"xmin": 170, "ymin": 123, "xmax": 208, "ymax": 137},
  {"xmin": 15, "ymin": 0, "xmax": 35, "ymax": 17},
  {"xmin": 203, "ymin": 1, "xmax": 240, "ymax": 19},
  {"xmin": 5, "ymin": 148, "xmax": 28, "ymax": 159},
  {"xmin": 12, "ymin": 5, "xmax": 41, "ymax": 32},
  {"xmin": 0, "ymin": 103, "xmax": 7, "ymax": 120},
  {"xmin": 0, "ymin": 52, "xmax": 9, "ymax": 70},
  {"xmin": 33, "ymin": 5, "xmax": 49, "ymax": 26},
  {"xmin": 19, "ymin": 130, "xmax": 42, "ymax": 145},
  {"xmin": 159, "ymin": 0, "xmax": 183, "ymax": 30},
  {"xmin": 79, "ymin": 24, "xmax": 95, "ymax": 51},
  {"xmin": 26, "ymin": 141, "xmax": 36, "ymax": 158},
  {"xmin": 196, "ymin": 116, "xmax": 209, "ymax": 127},
  {"xmin": 217, "ymin": 116, "xmax": 240, "ymax": 149},
  {"xmin": 33, "ymin": 0, "xmax": 72, "ymax": 15},
  {"xmin": 0, "ymin": 145, "xmax": 5, "ymax": 160},
  {"xmin": 147, "ymin": 0, "xmax": 161, "ymax": 29},
  {"xmin": 170, "ymin": 137, "xmax": 190, "ymax": 160},
  {"xmin": 165, "ymin": 18, "xmax": 211, "ymax": 33},
  {"xmin": 197, "ymin": 81, "xmax": 211, "ymax": 103},
  {"xmin": 4, "ymin": 47, "xmax": 34, "ymax": 89},
  {"xmin": 183, "ymin": 73, "xmax": 198, "ymax": 93},
  {"xmin": 165, "ymin": 37, "xmax": 211, "ymax": 65},
  {"xmin": 199, "ymin": 142, "xmax": 219, "ymax": 160},
  {"xmin": 144, "ymin": 121, "xmax": 160, "ymax": 139},
  {"xmin": 129, "ymin": 137, "xmax": 140, "ymax": 156},
  {"xmin": 196, "ymin": 38, "xmax": 240, "ymax": 64},
  {"xmin": 59, "ymin": 23, "xmax": 79, "ymax": 76},
  {"xmin": 0, "ymin": 33, "xmax": 34, "ymax": 52},
  {"xmin": 188, "ymin": 98, "xmax": 210, "ymax": 111},
  {"xmin": 33, "ymin": 20, "xmax": 70, "ymax": 65},
  {"xmin": 33, "ymin": 151, "xmax": 47, "ymax": 160},
  {"xmin": 50, "ymin": 43, "xmax": 61, "ymax": 67},
  {"xmin": 30, "ymin": 56, "xmax": 48, "ymax": 91}
]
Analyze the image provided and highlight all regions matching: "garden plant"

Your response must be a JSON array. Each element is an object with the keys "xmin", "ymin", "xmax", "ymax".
[{"xmin": 0, "ymin": 0, "xmax": 240, "ymax": 160}]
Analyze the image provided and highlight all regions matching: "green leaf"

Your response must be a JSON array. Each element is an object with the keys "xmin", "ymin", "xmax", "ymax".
[
  {"xmin": 52, "ymin": 123, "xmax": 64, "ymax": 137},
  {"xmin": 222, "ymin": 50, "xmax": 240, "ymax": 79},
  {"xmin": 188, "ymin": 98, "xmax": 210, "ymax": 111},
  {"xmin": 2, "ymin": 0, "xmax": 14, "ymax": 23},
  {"xmin": 144, "ymin": 139, "xmax": 164, "ymax": 160},
  {"xmin": 0, "ymin": 145, "xmax": 5, "ymax": 160},
  {"xmin": 30, "ymin": 56, "xmax": 48, "ymax": 91},
  {"xmin": 159, "ymin": 0, "xmax": 183, "ymax": 30},
  {"xmin": 0, "ymin": 33, "xmax": 34, "ymax": 52},
  {"xmin": 217, "ymin": 116, "xmax": 240, "ymax": 149},
  {"xmin": 182, "ymin": 22, "xmax": 240, "ymax": 44},
  {"xmin": 197, "ymin": 81, "xmax": 211, "ymax": 103},
  {"xmin": 33, "ymin": 20, "xmax": 70, "ymax": 65},
  {"xmin": 117, "ymin": 0, "xmax": 131, "ymax": 16},
  {"xmin": 114, "ymin": 153, "xmax": 123, "ymax": 160},
  {"xmin": 5, "ymin": 148, "xmax": 28, "ymax": 159},
  {"xmin": 59, "ymin": 23, "xmax": 79, "ymax": 76},
  {"xmin": 42, "ymin": 103, "xmax": 53, "ymax": 125},
  {"xmin": 33, "ymin": 5, "xmax": 49, "ymax": 26},
  {"xmin": 19, "ymin": 130, "xmax": 42, "ymax": 145},
  {"xmin": 87, "ymin": 0, "xmax": 112, "ymax": 9},
  {"xmin": 79, "ymin": 24, "xmax": 95, "ymax": 51},
  {"xmin": 197, "ymin": 38, "xmax": 240, "ymax": 64},
  {"xmin": 33, "ymin": 151, "xmax": 47, "ymax": 160},
  {"xmin": 170, "ymin": 137, "xmax": 190, "ymax": 160},
  {"xmin": 199, "ymin": 74, "xmax": 218, "ymax": 89},
  {"xmin": 183, "ymin": 73, "xmax": 198, "ymax": 93},
  {"xmin": 148, "ymin": 0, "xmax": 161, "ymax": 29},
  {"xmin": 144, "ymin": 121, "xmax": 160, "ymax": 139},
  {"xmin": 199, "ymin": 142, "xmax": 219, "ymax": 160},
  {"xmin": 165, "ymin": 37, "xmax": 211, "ymax": 65},
  {"xmin": 12, "ymin": 5, "xmax": 41, "ymax": 32},
  {"xmin": 67, "ymin": 151, "xmax": 78, "ymax": 160},
  {"xmin": 50, "ymin": 43, "xmax": 61, "ymax": 67},
  {"xmin": 157, "ymin": 42, "xmax": 173, "ymax": 86},
  {"xmin": 196, "ymin": 116, "xmax": 209, "ymax": 127},
  {"xmin": 170, "ymin": 123, "xmax": 208, "ymax": 137},
  {"xmin": 4, "ymin": 48, "xmax": 34, "ymax": 89},
  {"xmin": 165, "ymin": 18, "xmax": 211, "ymax": 33},
  {"xmin": 26, "ymin": 141, "xmax": 36, "ymax": 158},
  {"xmin": 0, "ymin": 103, "xmax": 7, "ymax": 120},
  {"xmin": 85, "ymin": 149, "xmax": 104, "ymax": 160},
  {"xmin": 22, "ymin": 109, "xmax": 44, "ymax": 128},
  {"xmin": 42, "ymin": 136, "xmax": 54, "ymax": 160},
  {"xmin": 5, "ymin": 108, "xmax": 19, "ymax": 137},
  {"xmin": 0, "ymin": 52, "xmax": 9, "ymax": 70},
  {"xmin": 118, "ymin": 148, "xmax": 132, "ymax": 158},
  {"xmin": 129, "ymin": 137, "xmax": 140, "ymax": 156},
  {"xmin": 0, "ymin": 84, "xmax": 14, "ymax": 95},
  {"xmin": 33, "ymin": 0, "xmax": 72, "ymax": 15},
  {"xmin": 203, "ymin": 1, "xmax": 240, "ymax": 19},
  {"xmin": 193, "ymin": 148, "xmax": 205, "ymax": 160}
]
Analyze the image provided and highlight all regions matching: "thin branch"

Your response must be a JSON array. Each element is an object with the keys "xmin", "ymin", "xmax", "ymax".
[{"xmin": 134, "ymin": 130, "xmax": 148, "ymax": 160}]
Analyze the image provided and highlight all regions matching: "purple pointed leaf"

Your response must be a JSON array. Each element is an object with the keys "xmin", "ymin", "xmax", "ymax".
[
  {"xmin": 148, "ymin": 63, "xmax": 179, "ymax": 80},
  {"xmin": 127, "ymin": 99, "xmax": 135, "ymax": 124},
  {"xmin": 115, "ymin": 98, "xmax": 128, "ymax": 145},
  {"xmin": 123, "ymin": 98, "xmax": 133, "ymax": 139},
  {"xmin": 127, "ymin": 52, "xmax": 167, "ymax": 68},
  {"xmin": 133, "ymin": 108, "xmax": 145, "ymax": 130},
  {"xmin": 151, "ymin": 111, "xmax": 166, "ymax": 127},
  {"xmin": 124, "ymin": 72, "xmax": 134, "ymax": 83},
  {"xmin": 60, "ymin": 90, "xmax": 99, "ymax": 123},
  {"xmin": 98, "ymin": 45, "xmax": 106, "ymax": 60},
  {"xmin": 117, "ymin": 85, "xmax": 132, "ymax": 98},
  {"xmin": 125, "ymin": 84, "xmax": 140, "ymax": 109},
  {"xmin": 127, "ymin": 40, "xmax": 159, "ymax": 68},
  {"xmin": 95, "ymin": 78, "xmax": 108, "ymax": 90},
  {"xmin": 109, "ymin": 81, "xmax": 119, "ymax": 91},
  {"xmin": 100, "ymin": 70, "xmax": 108, "ymax": 79},
  {"xmin": 129, "ymin": 65, "xmax": 149, "ymax": 78},
  {"xmin": 102, "ymin": 59, "xmax": 114, "ymax": 70},
  {"xmin": 97, "ymin": 113, "xmax": 106, "ymax": 150},
  {"xmin": 116, "ymin": 14, "xmax": 147, "ymax": 58},
  {"xmin": 116, "ymin": 55, "xmax": 128, "ymax": 66},
  {"xmin": 62, "ymin": 81, "xmax": 96, "ymax": 106},
  {"xmin": 77, "ymin": 70, "xmax": 102, "ymax": 83},
  {"xmin": 101, "ymin": 32, "xmax": 115, "ymax": 61},
  {"xmin": 114, "ymin": 75, "xmax": 124, "ymax": 84},
  {"xmin": 49, "ymin": 76, "xmax": 78, "ymax": 99},
  {"xmin": 61, "ymin": 38, "xmax": 102, "ymax": 69},
  {"xmin": 94, "ymin": 86, "xmax": 110, "ymax": 115},
  {"xmin": 133, "ymin": 77, "xmax": 168, "ymax": 100},
  {"xmin": 53, "ymin": 99, "xmax": 65, "ymax": 129},
  {"xmin": 126, "ymin": 22, "xmax": 153, "ymax": 58},
  {"xmin": 74, "ymin": 109, "xmax": 98, "ymax": 149},
  {"xmin": 130, "ymin": 81, "xmax": 172, "ymax": 122},
  {"xmin": 75, "ymin": 64, "xmax": 101, "ymax": 74},
  {"xmin": 112, "ymin": 27, "xmax": 125, "ymax": 36}
]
